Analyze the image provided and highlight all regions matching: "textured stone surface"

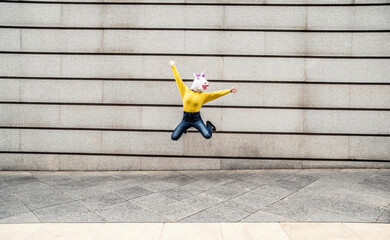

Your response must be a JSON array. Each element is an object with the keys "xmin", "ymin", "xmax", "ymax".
[
  {"xmin": 1, "ymin": 170, "xmax": 389, "ymax": 223},
  {"xmin": 3, "ymin": 104, "xmax": 390, "ymax": 135},
  {"xmin": 6, "ymin": 29, "xmax": 388, "ymax": 56},
  {"xmin": 2, "ymin": 80, "xmax": 389, "ymax": 109},
  {"xmin": 1, "ymin": 0, "xmax": 389, "ymax": 172},
  {"xmin": 0, "ymin": 79, "xmax": 20, "ymax": 101},
  {"xmin": 2, "ymin": 55, "xmax": 389, "ymax": 83},
  {"xmin": 33, "ymin": 202, "xmax": 104, "ymax": 223}
]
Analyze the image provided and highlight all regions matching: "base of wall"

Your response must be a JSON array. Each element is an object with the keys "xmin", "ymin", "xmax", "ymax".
[{"xmin": 0, "ymin": 154, "xmax": 389, "ymax": 170}]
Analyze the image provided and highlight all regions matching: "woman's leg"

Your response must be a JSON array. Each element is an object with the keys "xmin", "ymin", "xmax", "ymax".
[
  {"xmin": 171, "ymin": 120, "xmax": 191, "ymax": 140},
  {"xmin": 193, "ymin": 119, "xmax": 213, "ymax": 139}
]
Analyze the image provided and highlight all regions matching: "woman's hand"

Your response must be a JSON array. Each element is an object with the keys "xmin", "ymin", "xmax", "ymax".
[
  {"xmin": 231, "ymin": 85, "xmax": 237, "ymax": 94},
  {"xmin": 169, "ymin": 59, "xmax": 176, "ymax": 66}
]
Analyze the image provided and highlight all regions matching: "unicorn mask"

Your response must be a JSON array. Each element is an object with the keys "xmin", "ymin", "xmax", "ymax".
[{"xmin": 190, "ymin": 67, "xmax": 209, "ymax": 92}]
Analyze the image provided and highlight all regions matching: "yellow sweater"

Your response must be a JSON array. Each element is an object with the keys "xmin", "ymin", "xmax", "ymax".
[{"xmin": 172, "ymin": 65, "xmax": 231, "ymax": 112}]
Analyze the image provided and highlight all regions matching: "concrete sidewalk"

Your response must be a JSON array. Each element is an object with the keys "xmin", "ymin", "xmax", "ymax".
[
  {"xmin": 1, "ymin": 222, "xmax": 389, "ymax": 240},
  {"xmin": 1, "ymin": 169, "xmax": 389, "ymax": 223}
]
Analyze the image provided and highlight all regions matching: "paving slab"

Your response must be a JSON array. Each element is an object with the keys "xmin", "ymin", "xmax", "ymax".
[
  {"xmin": 160, "ymin": 223, "xmax": 222, "ymax": 240},
  {"xmin": 179, "ymin": 210, "xmax": 229, "ymax": 223},
  {"xmin": 0, "ymin": 201, "xmax": 31, "ymax": 220},
  {"xmin": 180, "ymin": 179, "xmax": 220, "ymax": 191},
  {"xmin": 26, "ymin": 223, "xmax": 104, "ymax": 240},
  {"xmin": 158, "ymin": 174, "xmax": 198, "ymax": 186},
  {"xmin": 203, "ymin": 185, "xmax": 248, "ymax": 200},
  {"xmin": 94, "ymin": 223, "xmax": 163, "ymax": 240},
  {"xmin": 206, "ymin": 200, "xmax": 257, "ymax": 222},
  {"xmin": 221, "ymin": 179, "xmax": 262, "ymax": 191},
  {"xmin": 32, "ymin": 202, "xmax": 104, "ymax": 223},
  {"xmin": 160, "ymin": 186, "xmax": 202, "ymax": 200},
  {"xmin": 0, "ymin": 170, "xmax": 389, "ymax": 224},
  {"xmin": 323, "ymin": 199, "xmax": 386, "ymax": 222},
  {"xmin": 5, "ymin": 181, "xmax": 53, "ymax": 194},
  {"xmin": 337, "ymin": 186, "xmax": 390, "ymax": 209},
  {"xmin": 281, "ymin": 223, "xmax": 360, "ymax": 240},
  {"xmin": 344, "ymin": 223, "xmax": 390, "ymax": 240},
  {"xmin": 281, "ymin": 192, "xmax": 338, "ymax": 210},
  {"xmin": 0, "ymin": 212, "xmax": 40, "ymax": 224},
  {"xmin": 362, "ymin": 174, "xmax": 390, "ymax": 192},
  {"xmin": 261, "ymin": 199, "xmax": 319, "ymax": 221},
  {"xmin": 220, "ymin": 223, "xmax": 290, "ymax": 240},
  {"xmin": 241, "ymin": 210, "xmax": 296, "ymax": 223},
  {"xmin": 129, "ymin": 193, "xmax": 178, "ymax": 209},
  {"xmin": 77, "ymin": 193, "xmax": 126, "ymax": 212},
  {"xmin": 147, "ymin": 201, "xmax": 201, "ymax": 222},
  {"xmin": 181, "ymin": 193, "xmax": 224, "ymax": 210},
  {"xmin": 231, "ymin": 191, "xmax": 278, "ymax": 209},
  {"xmin": 0, "ymin": 223, "xmax": 42, "ymax": 240},
  {"xmin": 306, "ymin": 210, "xmax": 367, "ymax": 223},
  {"xmin": 251, "ymin": 184, "xmax": 294, "ymax": 200},
  {"xmin": 113, "ymin": 185, "xmax": 154, "ymax": 200},
  {"xmin": 0, "ymin": 191, "xmax": 20, "ymax": 206},
  {"xmin": 0, "ymin": 222, "xmax": 389, "ymax": 240},
  {"xmin": 94, "ymin": 201, "xmax": 168, "ymax": 223},
  {"xmin": 377, "ymin": 207, "xmax": 390, "ymax": 223},
  {"xmin": 16, "ymin": 188, "xmax": 73, "ymax": 210}
]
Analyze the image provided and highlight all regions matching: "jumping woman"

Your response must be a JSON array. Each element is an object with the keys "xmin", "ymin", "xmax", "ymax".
[{"xmin": 169, "ymin": 60, "xmax": 238, "ymax": 140}]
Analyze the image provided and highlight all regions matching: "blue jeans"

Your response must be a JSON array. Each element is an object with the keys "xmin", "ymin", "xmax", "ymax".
[{"xmin": 171, "ymin": 111, "xmax": 213, "ymax": 140}]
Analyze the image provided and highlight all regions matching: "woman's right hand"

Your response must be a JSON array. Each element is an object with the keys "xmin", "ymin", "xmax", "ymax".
[{"xmin": 169, "ymin": 59, "xmax": 176, "ymax": 66}]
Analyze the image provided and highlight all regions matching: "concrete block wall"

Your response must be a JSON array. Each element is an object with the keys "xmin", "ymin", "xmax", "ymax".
[{"xmin": 0, "ymin": 0, "xmax": 389, "ymax": 170}]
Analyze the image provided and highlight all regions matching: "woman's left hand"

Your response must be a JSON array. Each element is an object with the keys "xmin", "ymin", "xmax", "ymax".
[{"xmin": 231, "ymin": 85, "xmax": 237, "ymax": 94}]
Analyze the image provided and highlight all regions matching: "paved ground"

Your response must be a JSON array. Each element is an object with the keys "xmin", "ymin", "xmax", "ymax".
[
  {"xmin": 1, "ymin": 223, "xmax": 389, "ymax": 240},
  {"xmin": 0, "ymin": 169, "xmax": 389, "ymax": 223}
]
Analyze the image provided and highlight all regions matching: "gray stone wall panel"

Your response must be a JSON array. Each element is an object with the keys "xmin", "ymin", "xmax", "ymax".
[
  {"xmin": 0, "ymin": 3, "xmax": 61, "ymax": 26},
  {"xmin": 60, "ymin": 105, "xmax": 143, "ymax": 129},
  {"xmin": 308, "ymin": 6, "xmax": 390, "ymax": 30},
  {"xmin": 4, "ymin": 30, "xmax": 389, "ymax": 56},
  {"xmin": 20, "ymin": 79, "xmax": 103, "ymax": 103},
  {"xmin": 20, "ymin": 29, "xmax": 102, "ymax": 53},
  {"xmin": 0, "ymin": 129, "xmax": 20, "ymax": 151},
  {"xmin": 0, "ymin": 154, "xmax": 59, "ymax": 171},
  {"xmin": 349, "ymin": 137, "xmax": 390, "ymax": 160},
  {"xmin": 2, "ymin": 4, "xmax": 389, "ymax": 30},
  {"xmin": 11, "ymin": 0, "xmax": 390, "ymax": 4},
  {"xmin": 0, "ymin": 104, "xmax": 60, "ymax": 127},
  {"xmin": 305, "ymin": 59, "xmax": 390, "ymax": 83},
  {"xmin": 1, "ymin": 1, "xmax": 389, "ymax": 169},
  {"xmin": 0, "ymin": 29, "xmax": 20, "ymax": 51},
  {"xmin": 0, "ymin": 54, "xmax": 61, "ymax": 77},
  {"xmin": 1, "ymin": 129, "xmax": 387, "ymax": 159},
  {"xmin": 1, "ymin": 79, "xmax": 389, "ymax": 109},
  {"xmin": 59, "ymin": 155, "xmax": 141, "ymax": 171},
  {"xmin": 2, "ymin": 104, "xmax": 389, "ymax": 134},
  {"xmin": 0, "ymin": 79, "xmax": 20, "ymax": 101},
  {"xmin": 3, "ymin": 55, "xmax": 389, "ymax": 83},
  {"xmin": 20, "ymin": 129, "xmax": 102, "ymax": 153}
]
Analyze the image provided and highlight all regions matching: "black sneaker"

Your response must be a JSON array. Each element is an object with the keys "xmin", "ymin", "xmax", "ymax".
[{"xmin": 206, "ymin": 121, "xmax": 216, "ymax": 132}]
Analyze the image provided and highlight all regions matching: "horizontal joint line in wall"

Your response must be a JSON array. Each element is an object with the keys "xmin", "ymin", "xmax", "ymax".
[
  {"xmin": 1, "ymin": 26, "xmax": 390, "ymax": 33},
  {"xmin": 1, "ymin": 102, "xmax": 389, "ymax": 111},
  {"xmin": 0, "ymin": 151, "xmax": 389, "ymax": 163},
  {"xmin": 1, "ymin": 1, "xmax": 390, "ymax": 7},
  {"xmin": 1, "ymin": 126, "xmax": 389, "ymax": 137},
  {"xmin": 1, "ymin": 51, "xmax": 389, "ymax": 59},
  {"xmin": 1, "ymin": 76, "xmax": 390, "ymax": 85}
]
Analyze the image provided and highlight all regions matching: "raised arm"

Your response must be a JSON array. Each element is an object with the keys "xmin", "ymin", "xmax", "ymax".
[
  {"xmin": 203, "ymin": 89, "xmax": 231, "ymax": 104},
  {"xmin": 203, "ymin": 85, "xmax": 237, "ymax": 104},
  {"xmin": 170, "ymin": 60, "xmax": 188, "ymax": 98}
]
